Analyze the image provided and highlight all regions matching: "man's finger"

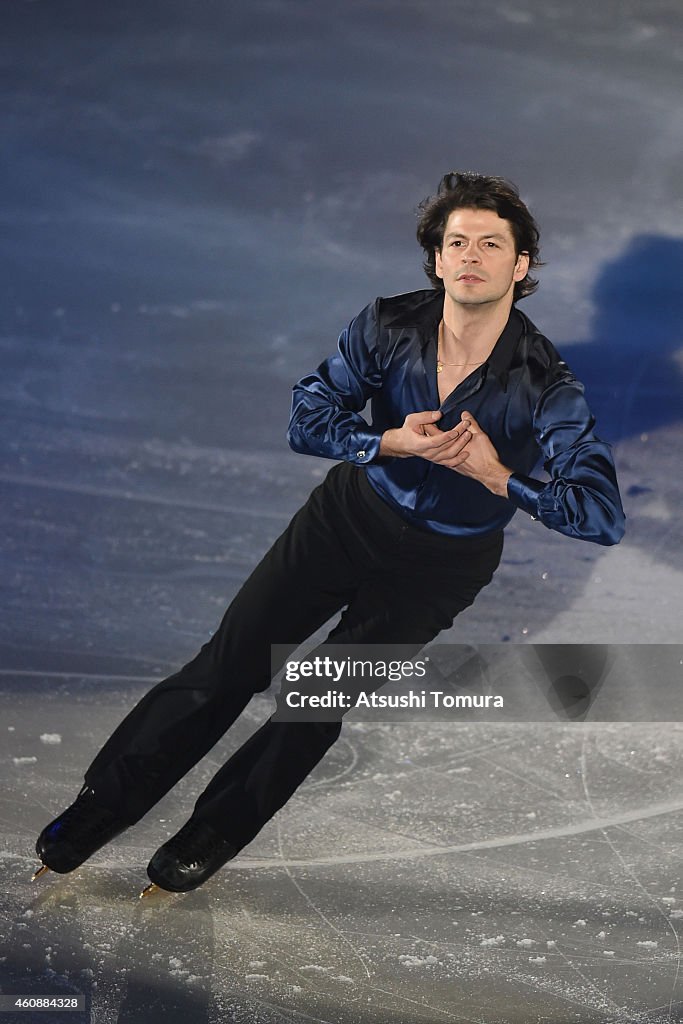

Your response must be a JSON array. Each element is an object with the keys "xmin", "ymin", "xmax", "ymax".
[
  {"xmin": 443, "ymin": 450, "xmax": 471, "ymax": 469},
  {"xmin": 460, "ymin": 410, "xmax": 482, "ymax": 433},
  {"xmin": 427, "ymin": 426, "xmax": 470, "ymax": 451},
  {"xmin": 422, "ymin": 422, "xmax": 443, "ymax": 438},
  {"xmin": 427, "ymin": 430, "xmax": 472, "ymax": 462},
  {"xmin": 407, "ymin": 410, "xmax": 442, "ymax": 428}
]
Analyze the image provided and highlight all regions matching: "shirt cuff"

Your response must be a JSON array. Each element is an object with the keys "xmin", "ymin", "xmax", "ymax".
[
  {"xmin": 506, "ymin": 473, "xmax": 545, "ymax": 519},
  {"xmin": 348, "ymin": 429, "xmax": 383, "ymax": 465}
]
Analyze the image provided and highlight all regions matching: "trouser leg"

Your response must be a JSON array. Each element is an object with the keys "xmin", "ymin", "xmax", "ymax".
[
  {"xmin": 192, "ymin": 526, "xmax": 504, "ymax": 851},
  {"xmin": 84, "ymin": 469, "xmax": 359, "ymax": 823}
]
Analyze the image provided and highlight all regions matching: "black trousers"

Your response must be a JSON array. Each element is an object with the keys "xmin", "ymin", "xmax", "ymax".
[{"xmin": 85, "ymin": 463, "xmax": 503, "ymax": 853}]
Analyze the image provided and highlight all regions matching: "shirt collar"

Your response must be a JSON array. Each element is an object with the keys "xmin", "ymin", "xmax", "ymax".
[
  {"xmin": 486, "ymin": 307, "xmax": 524, "ymax": 391},
  {"xmin": 412, "ymin": 289, "xmax": 524, "ymax": 391}
]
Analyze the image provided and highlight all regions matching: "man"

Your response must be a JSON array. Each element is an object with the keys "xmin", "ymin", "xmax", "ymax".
[{"xmin": 33, "ymin": 171, "xmax": 625, "ymax": 896}]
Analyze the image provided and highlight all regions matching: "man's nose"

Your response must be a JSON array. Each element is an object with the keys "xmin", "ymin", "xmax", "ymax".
[{"xmin": 461, "ymin": 244, "xmax": 481, "ymax": 262}]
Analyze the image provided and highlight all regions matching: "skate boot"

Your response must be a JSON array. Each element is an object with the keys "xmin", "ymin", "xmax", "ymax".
[
  {"xmin": 32, "ymin": 785, "xmax": 129, "ymax": 880},
  {"xmin": 140, "ymin": 817, "xmax": 237, "ymax": 896}
]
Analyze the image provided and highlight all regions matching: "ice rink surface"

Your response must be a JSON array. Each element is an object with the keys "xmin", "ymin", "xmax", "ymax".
[{"xmin": 1, "ymin": 1, "xmax": 682, "ymax": 1020}]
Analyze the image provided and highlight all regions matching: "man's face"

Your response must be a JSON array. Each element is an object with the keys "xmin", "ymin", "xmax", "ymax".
[{"xmin": 434, "ymin": 207, "xmax": 530, "ymax": 309}]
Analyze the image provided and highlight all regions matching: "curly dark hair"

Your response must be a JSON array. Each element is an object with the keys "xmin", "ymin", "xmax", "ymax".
[{"xmin": 417, "ymin": 171, "xmax": 543, "ymax": 301}]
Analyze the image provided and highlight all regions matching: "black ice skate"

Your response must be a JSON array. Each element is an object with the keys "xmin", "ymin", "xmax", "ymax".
[
  {"xmin": 140, "ymin": 817, "xmax": 237, "ymax": 897},
  {"xmin": 32, "ymin": 785, "xmax": 129, "ymax": 880}
]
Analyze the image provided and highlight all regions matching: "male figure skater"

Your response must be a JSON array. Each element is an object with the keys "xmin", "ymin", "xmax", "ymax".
[{"xmin": 33, "ymin": 171, "xmax": 625, "ymax": 895}]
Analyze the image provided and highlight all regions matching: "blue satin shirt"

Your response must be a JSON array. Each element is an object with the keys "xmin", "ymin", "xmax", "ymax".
[{"xmin": 288, "ymin": 289, "xmax": 625, "ymax": 545}]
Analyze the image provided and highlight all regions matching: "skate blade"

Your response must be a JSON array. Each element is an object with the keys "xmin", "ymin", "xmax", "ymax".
[
  {"xmin": 139, "ymin": 881, "xmax": 166, "ymax": 900},
  {"xmin": 31, "ymin": 864, "xmax": 50, "ymax": 882}
]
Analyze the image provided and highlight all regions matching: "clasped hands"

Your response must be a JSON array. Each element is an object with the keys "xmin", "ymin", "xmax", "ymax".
[{"xmin": 379, "ymin": 410, "xmax": 512, "ymax": 497}]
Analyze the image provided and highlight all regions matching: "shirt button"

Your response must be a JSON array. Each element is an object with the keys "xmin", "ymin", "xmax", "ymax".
[{"xmin": 356, "ymin": 450, "xmax": 366, "ymax": 459}]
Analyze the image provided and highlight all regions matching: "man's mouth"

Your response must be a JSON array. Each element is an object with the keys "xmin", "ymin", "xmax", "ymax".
[{"xmin": 458, "ymin": 274, "xmax": 484, "ymax": 282}]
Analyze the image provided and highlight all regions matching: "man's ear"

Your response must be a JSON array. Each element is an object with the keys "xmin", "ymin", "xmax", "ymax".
[
  {"xmin": 434, "ymin": 247, "xmax": 444, "ymax": 280},
  {"xmin": 514, "ymin": 251, "xmax": 530, "ymax": 281}
]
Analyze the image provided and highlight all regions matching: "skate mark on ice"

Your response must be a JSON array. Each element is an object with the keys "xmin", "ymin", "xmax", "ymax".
[
  {"xmin": 275, "ymin": 820, "xmax": 372, "ymax": 981},
  {"xmin": 0, "ymin": 669, "xmax": 160, "ymax": 682},
  {"xmin": 302, "ymin": 735, "xmax": 359, "ymax": 792},
  {"xmin": 358, "ymin": 980, "xmax": 486, "ymax": 1023},
  {"xmin": 594, "ymin": 731, "xmax": 674, "ymax": 778},
  {"xmin": 613, "ymin": 822, "xmax": 683, "ymax": 862},
  {"xmin": 232, "ymin": 795, "xmax": 683, "ymax": 870},
  {"xmin": 0, "ymin": 472, "xmax": 290, "ymax": 521},
  {"xmin": 526, "ymin": 908, "xmax": 626, "ymax": 1016},
  {"xmin": 474, "ymin": 751, "xmax": 569, "ymax": 803},
  {"xmin": 9, "ymin": 795, "xmax": 683, "ymax": 881},
  {"xmin": 579, "ymin": 734, "xmax": 681, "ymax": 1021}
]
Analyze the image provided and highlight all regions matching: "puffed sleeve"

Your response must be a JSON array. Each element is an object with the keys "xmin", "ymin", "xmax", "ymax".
[
  {"xmin": 506, "ymin": 375, "xmax": 626, "ymax": 545},
  {"xmin": 287, "ymin": 298, "xmax": 384, "ymax": 465}
]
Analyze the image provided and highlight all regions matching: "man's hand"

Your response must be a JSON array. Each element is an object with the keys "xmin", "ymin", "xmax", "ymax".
[
  {"xmin": 379, "ymin": 411, "xmax": 473, "ymax": 469},
  {"xmin": 447, "ymin": 411, "xmax": 512, "ymax": 496}
]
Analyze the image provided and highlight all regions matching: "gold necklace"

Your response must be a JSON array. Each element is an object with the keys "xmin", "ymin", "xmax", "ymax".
[{"xmin": 436, "ymin": 322, "xmax": 485, "ymax": 373}]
